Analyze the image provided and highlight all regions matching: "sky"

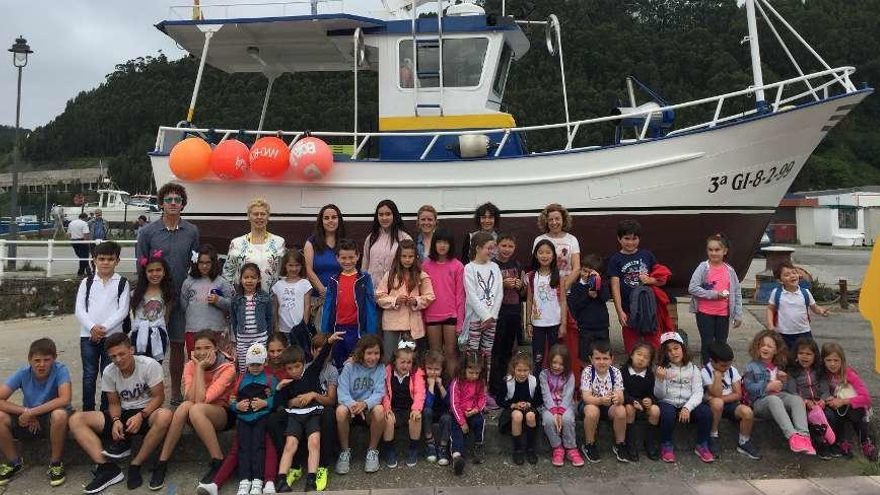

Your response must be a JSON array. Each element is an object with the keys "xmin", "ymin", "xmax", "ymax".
[{"xmin": 0, "ymin": 0, "xmax": 387, "ymax": 129}]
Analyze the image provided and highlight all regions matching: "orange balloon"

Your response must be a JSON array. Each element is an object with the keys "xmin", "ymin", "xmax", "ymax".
[
  {"xmin": 290, "ymin": 137, "xmax": 334, "ymax": 181},
  {"xmin": 169, "ymin": 137, "xmax": 212, "ymax": 181},
  {"xmin": 250, "ymin": 137, "xmax": 289, "ymax": 178},
  {"xmin": 210, "ymin": 139, "xmax": 250, "ymax": 180}
]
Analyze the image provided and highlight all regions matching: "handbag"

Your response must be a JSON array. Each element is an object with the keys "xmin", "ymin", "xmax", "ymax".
[
  {"xmin": 833, "ymin": 382, "xmax": 857, "ymax": 416},
  {"xmin": 807, "ymin": 406, "xmax": 836, "ymax": 445}
]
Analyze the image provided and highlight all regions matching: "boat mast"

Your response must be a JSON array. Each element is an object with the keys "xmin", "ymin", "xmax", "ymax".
[{"xmin": 745, "ymin": 0, "xmax": 768, "ymax": 112}]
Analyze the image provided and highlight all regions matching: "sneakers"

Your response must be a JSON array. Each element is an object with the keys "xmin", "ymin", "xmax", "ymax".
[
  {"xmin": 287, "ymin": 466, "xmax": 303, "ymax": 485},
  {"xmin": 101, "ymin": 439, "xmax": 132, "ymax": 459},
  {"xmin": 426, "ymin": 442, "xmax": 438, "ymax": 463},
  {"xmin": 384, "ymin": 446, "xmax": 398, "ymax": 468},
  {"xmin": 200, "ymin": 459, "xmax": 223, "ymax": 484},
  {"xmin": 708, "ymin": 436, "xmax": 721, "ymax": 458},
  {"xmin": 83, "ymin": 463, "xmax": 124, "ymax": 494},
  {"xmin": 512, "ymin": 449, "xmax": 525, "ymax": 465},
  {"xmin": 566, "ymin": 448, "xmax": 585, "ymax": 467},
  {"xmin": 365, "ymin": 449, "xmax": 380, "ymax": 473},
  {"xmin": 335, "ymin": 449, "xmax": 351, "ymax": 475},
  {"xmin": 472, "ymin": 443, "xmax": 485, "ymax": 464},
  {"xmin": 47, "ymin": 462, "xmax": 66, "ymax": 487},
  {"xmin": 126, "ymin": 464, "xmax": 143, "ymax": 490},
  {"xmin": 315, "ymin": 466, "xmax": 329, "ymax": 491},
  {"xmin": 237, "ymin": 479, "xmax": 252, "ymax": 495},
  {"xmin": 0, "ymin": 461, "xmax": 22, "ymax": 486},
  {"xmin": 525, "ymin": 448, "xmax": 538, "ymax": 465},
  {"xmin": 304, "ymin": 476, "xmax": 317, "ymax": 492},
  {"xmin": 737, "ymin": 440, "xmax": 762, "ymax": 460},
  {"xmin": 150, "ymin": 461, "xmax": 167, "ymax": 491},
  {"xmin": 263, "ymin": 480, "xmax": 277, "ymax": 494},
  {"xmin": 862, "ymin": 439, "xmax": 878, "ymax": 462},
  {"xmin": 694, "ymin": 443, "xmax": 715, "ymax": 463},
  {"xmin": 581, "ymin": 443, "xmax": 601, "ymax": 463},
  {"xmin": 249, "ymin": 479, "xmax": 264, "ymax": 495},
  {"xmin": 839, "ymin": 440, "xmax": 854, "ymax": 459},
  {"xmin": 660, "ymin": 443, "xmax": 676, "ymax": 463},
  {"xmin": 407, "ymin": 445, "xmax": 419, "ymax": 467},
  {"xmin": 828, "ymin": 443, "xmax": 844, "ymax": 458},
  {"xmin": 551, "ymin": 446, "xmax": 565, "ymax": 467},
  {"xmin": 613, "ymin": 443, "xmax": 631, "ymax": 463},
  {"xmin": 817, "ymin": 444, "xmax": 833, "ymax": 460},
  {"xmin": 789, "ymin": 433, "xmax": 816, "ymax": 455},
  {"xmin": 274, "ymin": 474, "xmax": 292, "ymax": 493},
  {"xmin": 196, "ymin": 482, "xmax": 219, "ymax": 495},
  {"xmin": 452, "ymin": 454, "xmax": 465, "ymax": 476},
  {"xmin": 437, "ymin": 445, "xmax": 450, "ymax": 466}
]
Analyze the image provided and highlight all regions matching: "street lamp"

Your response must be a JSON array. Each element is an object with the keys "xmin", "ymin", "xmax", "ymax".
[{"xmin": 7, "ymin": 36, "xmax": 33, "ymax": 270}]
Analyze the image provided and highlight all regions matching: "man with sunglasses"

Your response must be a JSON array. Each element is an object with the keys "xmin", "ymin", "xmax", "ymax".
[{"xmin": 135, "ymin": 183, "xmax": 200, "ymax": 406}]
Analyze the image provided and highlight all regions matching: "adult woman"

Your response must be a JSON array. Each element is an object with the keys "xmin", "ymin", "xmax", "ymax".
[
  {"xmin": 415, "ymin": 204, "xmax": 438, "ymax": 260},
  {"xmin": 152, "ymin": 331, "xmax": 236, "ymax": 488},
  {"xmin": 362, "ymin": 199, "xmax": 411, "ymax": 289},
  {"xmin": 304, "ymin": 204, "xmax": 346, "ymax": 332},
  {"xmin": 533, "ymin": 203, "xmax": 582, "ymax": 376},
  {"xmin": 222, "ymin": 198, "xmax": 286, "ymax": 292},
  {"xmin": 461, "ymin": 202, "xmax": 500, "ymax": 262}
]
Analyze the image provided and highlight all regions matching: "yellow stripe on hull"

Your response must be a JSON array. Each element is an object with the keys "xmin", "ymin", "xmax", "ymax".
[{"xmin": 379, "ymin": 113, "xmax": 516, "ymax": 131}]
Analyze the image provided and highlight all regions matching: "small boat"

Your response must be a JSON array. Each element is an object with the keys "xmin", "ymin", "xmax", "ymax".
[
  {"xmin": 0, "ymin": 215, "xmax": 52, "ymax": 236},
  {"xmin": 61, "ymin": 189, "xmax": 160, "ymax": 224},
  {"xmin": 149, "ymin": 0, "xmax": 871, "ymax": 288}
]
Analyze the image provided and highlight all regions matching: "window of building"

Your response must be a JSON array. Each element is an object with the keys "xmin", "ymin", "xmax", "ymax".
[
  {"xmin": 399, "ymin": 38, "xmax": 489, "ymax": 89},
  {"xmin": 838, "ymin": 208, "xmax": 857, "ymax": 229}
]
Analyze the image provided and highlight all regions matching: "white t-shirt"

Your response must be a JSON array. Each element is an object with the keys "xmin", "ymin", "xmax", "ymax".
[
  {"xmin": 67, "ymin": 218, "xmax": 90, "ymax": 239},
  {"xmin": 271, "ymin": 278, "xmax": 312, "ymax": 332},
  {"xmin": 529, "ymin": 272, "xmax": 561, "ymax": 326},
  {"xmin": 700, "ymin": 364, "xmax": 742, "ymax": 397},
  {"xmin": 769, "ymin": 287, "xmax": 816, "ymax": 335},
  {"xmin": 101, "ymin": 355, "xmax": 164, "ymax": 410},
  {"xmin": 533, "ymin": 233, "xmax": 580, "ymax": 279}
]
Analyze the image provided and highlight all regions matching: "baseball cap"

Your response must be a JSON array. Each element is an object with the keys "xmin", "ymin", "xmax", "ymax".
[
  {"xmin": 659, "ymin": 331, "xmax": 684, "ymax": 346},
  {"xmin": 246, "ymin": 343, "xmax": 267, "ymax": 365}
]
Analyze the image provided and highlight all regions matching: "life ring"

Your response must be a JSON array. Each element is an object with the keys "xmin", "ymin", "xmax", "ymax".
[{"xmin": 546, "ymin": 14, "xmax": 561, "ymax": 56}]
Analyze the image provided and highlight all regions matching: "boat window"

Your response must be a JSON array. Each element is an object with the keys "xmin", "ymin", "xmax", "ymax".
[
  {"xmin": 492, "ymin": 43, "xmax": 513, "ymax": 98},
  {"xmin": 399, "ymin": 38, "xmax": 489, "ymax": 88}
]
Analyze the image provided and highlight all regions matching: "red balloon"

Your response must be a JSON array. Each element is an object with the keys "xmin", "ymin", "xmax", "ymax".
[
  {"xmin": 290, "ymin": 137, "xmax": 335, "ymax": 181},
  {"xmin": 210, "ymin": 139, "xmax": 250, "ymax": 180},
  {"xmin": 249, "ymin": 137, "xmax": 289, "ymax": 178},
  {"xmin": 169, "ymin": 137, "xmax": 212, "ymax": 181}
]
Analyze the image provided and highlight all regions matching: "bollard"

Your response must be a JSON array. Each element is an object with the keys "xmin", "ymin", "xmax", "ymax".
[
  {"xmin": 46, "ymin": 239, "xmax": 55, "ymax": 278},
  {"xmin": 839, "ymin": 278, "xmax": 849, "ymax": 309}
]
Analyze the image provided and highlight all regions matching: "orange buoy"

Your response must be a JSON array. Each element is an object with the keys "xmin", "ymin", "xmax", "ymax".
[
  {"xmin": 210, "ymin": 139, "xmax": 250, "ymax": 180},
  {"xmin": 169, "ymin": 137, "xmax": 212, "ymax": 181},
  {"xmin": 250, "ymin": 137, "xmax": 289, "ymax": 178},
  {"xmin": 290, "ymin": 137, "xmax": 334, "ymax": 181}
]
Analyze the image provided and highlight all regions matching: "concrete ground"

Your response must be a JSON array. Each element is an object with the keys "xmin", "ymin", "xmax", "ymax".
[{"xmin": 744, "ymin": 244, "xmax": 872, "ymax": 289}]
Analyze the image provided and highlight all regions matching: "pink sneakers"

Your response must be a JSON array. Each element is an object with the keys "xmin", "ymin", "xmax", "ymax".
[
  {"xmin": 694, "ymin": 444, "xmax": 715, "ymax": 463},
  {"xmin": 789, "ymin": 433, "xmax": 817, "ymax": 455},
  {"xmin": 551, "ymin": 447, "xmax": 565, "ymax": 467},
  {"xmin": 566, "ymin": 448, "xmax": 585, "ymax": 467},
  {"xmin": 660, "ymin": 444, "xmax": 676, "ymax": 463}
]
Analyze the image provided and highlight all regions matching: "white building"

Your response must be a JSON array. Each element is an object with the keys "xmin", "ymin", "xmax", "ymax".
[{"xmin": 792, "ymin": 186, "xmax": 880, "ymax": 246}]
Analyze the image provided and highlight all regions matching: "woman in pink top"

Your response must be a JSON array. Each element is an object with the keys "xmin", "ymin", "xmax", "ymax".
[
  {"xmin": 154, "ymin": 331, "xmax": 236, "ymax": 485},
  {"xmin": 422, "ymin": 229, "xmax": 465, "ymax": 373},
  {"xmin": 362, "ymin": 199, "xmax": 411, "ymax": 290},
  {"xmin": 687, "ymin": 234, "xmax": 743, "ymax": 364}
]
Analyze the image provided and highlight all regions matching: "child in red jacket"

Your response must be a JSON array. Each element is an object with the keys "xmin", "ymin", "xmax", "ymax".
[
  {"xmin": 449, "ymin": 351, "xmax": 488, "ymax": 476},
  {"xmin": 381, "ymin": 341, "xmax": 425, "ymax": 469}
]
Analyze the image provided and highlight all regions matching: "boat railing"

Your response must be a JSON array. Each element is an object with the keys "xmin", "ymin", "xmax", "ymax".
[
  {"xmin": 155, "ymin": 66, "xmax": 857, "ymax": 160},
  {"xmin": 168, "ymin": 1, "xmax": 347, "ymax": 20},
  {"xmin": 0, "ymin": 239, "xmax": 137, "ymax": 280}
]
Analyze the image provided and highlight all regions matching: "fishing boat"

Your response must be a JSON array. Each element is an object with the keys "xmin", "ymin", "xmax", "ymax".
[
  {"xmin": 61, "ymin": 188, "xmax": 160, "ymax": 224},
  {"xmin": 149, "ymin": 0, "xmax": 872, "ymax": 288}
]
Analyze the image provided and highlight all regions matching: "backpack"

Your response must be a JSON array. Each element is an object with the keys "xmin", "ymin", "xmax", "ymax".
[
  {"xmin": 589, "ymin": 365, "xmax": 617, "ymax": 391},
  {"xmin": 704, "ymin": 364, "xmax": 735, "ymax": 392},
  {"xmin": 85, "ymin": 275, "xmax": 132, "ymax": 334},
  {"xmin": 628, "ymin": 285, "xmax": 657, "ymax": 335},
  {"xmin": 770, "ymin": 286, "xmax": 811, "ymax": 327}
]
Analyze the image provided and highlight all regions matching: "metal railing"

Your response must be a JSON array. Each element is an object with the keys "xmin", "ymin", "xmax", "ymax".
[
  {"xmin": 168, "ymin": 1, "xmax": 346, "ymax": 20},
  {"xmin": 0, "ymin": 239, "xmax": 137, "ymax": 279},
  {"xmin": 156, "ymin": 66, "xmax": 858, "ymax": 160}
]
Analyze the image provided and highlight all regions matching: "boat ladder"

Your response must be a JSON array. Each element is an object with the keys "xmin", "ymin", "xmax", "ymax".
[{"xmin": 411, "ymin": 0, "xmax": 445, "ymax": 116}]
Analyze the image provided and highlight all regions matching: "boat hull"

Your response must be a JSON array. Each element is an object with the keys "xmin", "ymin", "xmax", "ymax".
[{"xmin": 149, "ymin": 90, "xmax": 872, "ymax": 290}]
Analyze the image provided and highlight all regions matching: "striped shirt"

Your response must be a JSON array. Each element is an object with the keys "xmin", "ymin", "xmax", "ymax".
[{"xmin": 235, "ymin": 295, "xmax": 267, "ymax": 372}]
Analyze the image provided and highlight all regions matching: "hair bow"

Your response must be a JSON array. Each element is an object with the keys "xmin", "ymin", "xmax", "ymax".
[
  {"xmin": 151, "ymin": 249, "xmax": 163, "ymax": 259},
  {"xmin": 397, "ymin": 340, "xmax": 416, "ymax": 351},
  {"xmin": 191, "ymin": 250, "xmax": 199, "ymax": 263},
  {"xmin": 138, "ymin": 256, "xmax": 148, "ymax": 267}
]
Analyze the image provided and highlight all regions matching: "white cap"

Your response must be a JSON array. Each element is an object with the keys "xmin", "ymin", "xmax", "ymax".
[
  {"xmin": 245, "ymin": 343, "xmax": 267, "ymax": 365},
  {"xmin": 660, "ymin": 332, "xmax": 684, "ymax": 346}
]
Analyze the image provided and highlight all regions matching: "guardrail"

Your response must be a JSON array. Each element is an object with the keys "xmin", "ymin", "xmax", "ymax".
[
  {"xmin": 0, "ymin": 239, "xmax": 138, "ymax": 279},
  {"xmin": 168, "ymin": 1, "xmax": 346, "ymax": 20}
]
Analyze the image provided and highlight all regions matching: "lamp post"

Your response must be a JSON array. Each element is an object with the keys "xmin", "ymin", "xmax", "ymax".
[{"xmin": 7, "ymin": 36, "xmax": 32, "ymax": 270}]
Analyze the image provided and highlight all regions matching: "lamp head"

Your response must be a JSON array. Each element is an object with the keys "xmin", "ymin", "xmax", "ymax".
[{"xmin": 9, "ymin": 36, "xmax": 33, "ymax": 68}]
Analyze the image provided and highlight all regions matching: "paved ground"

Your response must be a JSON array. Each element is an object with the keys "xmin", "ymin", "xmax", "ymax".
[{"xmin": 744, "ymin": 245, "xmax": 872, "ymax": 289}]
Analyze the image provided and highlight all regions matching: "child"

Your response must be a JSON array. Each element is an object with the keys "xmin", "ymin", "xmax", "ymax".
[
  {"xmin": 785, "ymin": 338, "xmax": 835, "ymax": 458},
  {"xmin": 376, "ymin": 239, "xmax": 436, "ymax": 359},
  {"xmin": 274, "ymin": 331, "xmax": 341, "ymax": 492},
  {"xmin": 460, "ymin": 202, "xmax": 500, "ymax": 263},
  {"xmin": 130, "ymin": 255, "xmax": 173, "ymax": 363},
  {"xmin": 608, "ymin": 219, "xmax": 661, "ymax": 353},
  {"xmin": 491, "ymin": 233, "xmax": 526, "ymax": 402},
  {"xmin": 821, "ymin": 342, "xmax": 877, "ymax": 461},
  {"xmin": 229, "ymin": 343, "xmax": 277, "ymax": 495},
  {"xmin": 231, "ymin": 263, "xmax": 274, "ymax": 373},
  {"xmin": 498, "ymin": 353, "xmax": 542, "ymax": 466},
  {"xmin": 688, "ymin": 234, "xmax": 743, "ymax": 364},
  {"xmin": 180, "ymin": 244, "xmax": 233, "ymax": 356},
  {"xmin": 267, "ymin": 332, "xmax": 291, "ymax": 379},
  {"xmin": 654, "ymin": 332, "xmax": 714, "ymax": 463},
  {"xmin": 527, "ymin": 239, "xmax": 566, "ymax": 373},
  {"xmin": 766, "ymin": 261, "xmax": 829, "ymax": 351},
  {"xmin": 568, "ymin": 254, "xmax": 610, "ymax": 367},
  {"xmin": 322, "ymin": 239, "xmax": 379, "ymax": 370},
  {"xmin": 449, "ymin": 351, "xmax": 488, "ymax": 476},
  {"xmin": 272, "ymin": 249, "xmax": 313, "ymax": 351},
  {"xmin": 422, "ymin": 350, "xmax": 453, "ymax": 466},
  {"xmin": 463, "ymin": 232, "xmax": 503, "ymax": 376},
  {"xmin": 621, "ymin": 343, "xmax": 660, "ymax": 461},
  {"xmin": 335, "ymin": 335, "xmax": 387, "ymax": 475},
  {"xmin": 742, "ymin": 330, "xmax": 815, "ymax": 455},
  {"xmin": 422, "ymin": 229, "xmax": 465, "ymax": 374},
  {"xmin": 74, "ymin": 240, "xmax": 130, "ymax": 412},
  {"xmin": 539, "ymin": 345, "xmax": 583, "ymax": 467},
  {"xmin": 381, "ymin": 342, "xmax": 426, "ymax": 468},
  {"xmin": 0, "ymin": 338, "xmax": 72, "ymax": 487},
  {"xmin": 306, "ymin": 333, "xmax": 341, "ymax": 490},
  {"xmin": 580, "ymin": 340, "xmax": 627, "ymax": 463},
  {"xmin": 702, "ymin": 341, "xmax": 760, "ymax": 460}
]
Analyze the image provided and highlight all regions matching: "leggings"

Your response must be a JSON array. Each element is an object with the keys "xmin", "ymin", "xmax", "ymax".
[
  {"xmin": 541, "ymin": 409, "xmax": 577, "ymax": 449},
  {"xmin": 530, "ymin": 325, "xmax": 559, "ymax": 373},
  {"xmin": 695, "ymin": 312, "xmax": 729, "ymax": 364},
  {"xmin": 490, "ymin": 310, "xmax": 520, "ymax": 400},
  {"xmin": 237, "ymin": 418, "xmax": 267, "ymax": 480},
  {"xmin": 658, "ymin": 401, "xmax": 712, "ymax": 446},
  {"xmin": 825, "ymin": 406, "xmax": 871, "ymax": 444},
  {"xmin": 467, "ymin": 321, "xmax": 496, "ymax": 357},
  {"xmin": 752, "ymin": 392, "xmax": 809, "ymax": 438},
  {"xmin": 450, "ymin": 413, "xmax": 485, "ymax": 456}
]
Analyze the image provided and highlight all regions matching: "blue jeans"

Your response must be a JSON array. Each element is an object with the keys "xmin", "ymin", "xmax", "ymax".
[
  {"xmin": 450, "ymin": 413, "xmax": 485, "ymax": 456},
  {"xmin": 80, "ymin": 337, "xmax": 109, "ymax": 411},
  {"xmin": 332, "ymin": 324, "xmax": 360, "ymax": 370},
  {"xmin": 658, "ymin": 401, "xmax": 712, "ymax": 446},
  {"xmin": 423, "ymin": 407, "xmax": 452, "ymax": 445}
]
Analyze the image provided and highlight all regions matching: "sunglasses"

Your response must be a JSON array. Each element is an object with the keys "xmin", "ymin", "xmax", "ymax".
[{"xmin": 163, "ymin": 196, "xmax": 183, "ymax": 204}]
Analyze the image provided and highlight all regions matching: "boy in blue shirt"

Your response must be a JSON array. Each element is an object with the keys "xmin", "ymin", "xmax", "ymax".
[
  {"xmin": 0, "ymin": 338, "xmax": 72, "ymax": 487},
  {"xmin": 607, "ymin": 219, "xmax": 660, "ymax": 353}
]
